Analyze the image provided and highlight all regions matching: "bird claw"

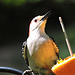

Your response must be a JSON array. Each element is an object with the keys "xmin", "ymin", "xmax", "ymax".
[{"xmin": 22, "ymin": 70, "xmax": 32, "ymax": 75}]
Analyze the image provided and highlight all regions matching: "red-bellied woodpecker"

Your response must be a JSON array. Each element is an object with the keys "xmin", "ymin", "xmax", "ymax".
[{"xmin": 22, "ymin": 11, "xmax": 59, "ymax": 75}]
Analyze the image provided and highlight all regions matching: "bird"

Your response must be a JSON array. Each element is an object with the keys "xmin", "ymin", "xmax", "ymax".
[{"xmin": 22, "ymin": 11, "xmax": 59, "ymax": 75}]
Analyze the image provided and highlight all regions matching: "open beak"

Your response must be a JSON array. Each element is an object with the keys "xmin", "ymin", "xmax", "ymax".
[{"xmin": 40, "ymin": 11, "xmax": 51, "ymax": 21}]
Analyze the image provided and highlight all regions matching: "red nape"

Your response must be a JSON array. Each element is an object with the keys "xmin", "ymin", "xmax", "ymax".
[
  {"xmin": 29, "ymin": 29, "xmax": 30, "ymax": 36},
  {"xmin": 30, "ymin": 21, "xmax": 32, "ymax": 25},
  {"xmin": 28, "ymin": 21, "xmax": 32, "ymax": 36}
]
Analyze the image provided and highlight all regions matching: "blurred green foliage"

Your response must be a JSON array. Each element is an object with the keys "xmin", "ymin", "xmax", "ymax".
[
  {"xmin": 1, "ymin": 0, "xmax": 41, "ymax": 6},
  {"xmin": 1, "ymin": 0, "xmax": 75, "ymax": 6},
  {"xmin": 54, "ymin": 0, "xmax": 75, "ymax": 2},
  {"xmin": 54, "ymin": 0, "xmax": 64, "ymax": 2}
]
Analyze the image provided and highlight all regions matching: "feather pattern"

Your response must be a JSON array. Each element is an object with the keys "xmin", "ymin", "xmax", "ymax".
[{"xmin": 22, "ymin": 41, "xmax": 29, "ymax": 66}]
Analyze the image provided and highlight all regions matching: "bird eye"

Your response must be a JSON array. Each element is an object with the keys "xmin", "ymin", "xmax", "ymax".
[{"xmin": 34, "ymin": 19, "xmax": 37, "ymax": 22}]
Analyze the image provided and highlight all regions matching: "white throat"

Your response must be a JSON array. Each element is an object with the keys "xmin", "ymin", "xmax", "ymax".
[{"xmin": 29, "ymin": 27, "xmax": 45, "ymax": 37}]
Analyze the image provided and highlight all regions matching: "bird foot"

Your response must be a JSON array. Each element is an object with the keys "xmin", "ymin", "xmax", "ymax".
[{"xmin": 22, "ymin": 70, "xmax": 32, "ymax": 75}]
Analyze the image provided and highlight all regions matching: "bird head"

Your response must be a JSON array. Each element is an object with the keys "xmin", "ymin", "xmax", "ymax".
[{"xmin": 29, "ymin": 11, "xmax": 51, "ymax": 36}]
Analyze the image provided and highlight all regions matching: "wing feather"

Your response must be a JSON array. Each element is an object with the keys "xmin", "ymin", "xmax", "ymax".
[
  {"xmin": 50, "ymin": 37, "xmax": 59, "ymax": 58},
  {"xmin": 22, "ymin": 41, "xmax": 29, "ymax": 66}
]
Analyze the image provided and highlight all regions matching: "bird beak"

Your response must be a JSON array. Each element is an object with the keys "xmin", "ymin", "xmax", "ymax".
[{"xmin": 40, "ymin": 11, "xmax": 51, "ymax": 21}]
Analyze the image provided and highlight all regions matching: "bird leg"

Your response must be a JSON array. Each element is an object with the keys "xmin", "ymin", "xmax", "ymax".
[{"xmin": 22, "ymin": 69, "xmax": 32, "ymax": 75}]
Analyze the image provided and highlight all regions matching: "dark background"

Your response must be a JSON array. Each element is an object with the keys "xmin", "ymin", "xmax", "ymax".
[{"xmin": 0, "ymin": 0, "xmax": 75, "ymax": 75}]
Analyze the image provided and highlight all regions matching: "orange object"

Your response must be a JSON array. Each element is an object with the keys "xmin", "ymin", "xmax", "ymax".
[{"xmin": 52, "ymin": 54, "xmax": 75, "ymax": 75}]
